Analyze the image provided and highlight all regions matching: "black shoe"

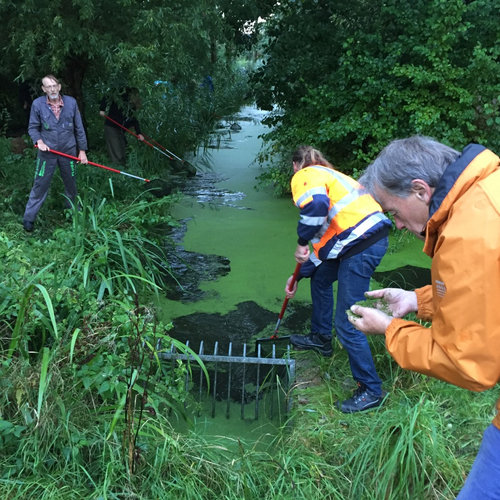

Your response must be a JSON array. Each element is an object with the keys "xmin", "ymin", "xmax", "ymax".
[
  {"xmin": 23, "ymin": 220, "xmax": 34, "ymax": 232},
  {"xmin": 290, "ymin": 333, "xmax": 333, "ymax": 357},
  {"xmin": 338, "ymin": 383, "xmax": 386, "ymax": 413}
]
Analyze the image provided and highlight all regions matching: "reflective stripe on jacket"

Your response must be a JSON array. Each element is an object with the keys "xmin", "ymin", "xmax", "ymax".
[
  {"xmin": 384, "ymin": 145, "xmax": 500, "ymax": 430},
  {"xmin": 291, "ymin": 165, "xmax": 391, "ymax": 260}
]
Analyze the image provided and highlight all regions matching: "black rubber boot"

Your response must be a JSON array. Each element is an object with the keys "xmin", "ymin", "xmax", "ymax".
[{"xmin": 289, "ymin": 333, "xmax": 333, "ymax": 357}]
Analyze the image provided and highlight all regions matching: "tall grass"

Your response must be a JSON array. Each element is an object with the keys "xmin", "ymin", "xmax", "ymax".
[
  {"xmin": 280, "ymin": 338, "xmax": 498, "ymax": 500},
  {"xmin": 1, "ymin": 338, "xmax": 496, "ymax": 499},
  {"xmin": 65, "ymin": 192, "xmax": 178, "ymax": 292}
]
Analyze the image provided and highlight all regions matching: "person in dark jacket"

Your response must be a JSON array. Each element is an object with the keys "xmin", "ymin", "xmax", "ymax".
[
  {"xmin": 23, "ymin": 75, "xmax": 88, "ymax": 232},
  {"xmin": 99, "ymin": 88, "xmax": 144, "ymax": 166}
]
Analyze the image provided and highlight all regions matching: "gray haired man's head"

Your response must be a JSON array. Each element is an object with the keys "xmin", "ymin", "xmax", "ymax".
[{"xmin": 360, "ymin": 136, "xmax": 460, "ymax": 200}]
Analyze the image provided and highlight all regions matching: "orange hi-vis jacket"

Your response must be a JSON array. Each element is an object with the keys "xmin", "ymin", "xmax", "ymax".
[
  {"xmin": 291, "ymin": 165, "xmax": 390, "ymax": 264},
  {"xmin": 385, "ymin": 145, "xmax": 500, "ymax": 430}
]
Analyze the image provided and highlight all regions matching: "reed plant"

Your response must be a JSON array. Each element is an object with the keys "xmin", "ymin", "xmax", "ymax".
[{"xmin": 61, "ymin": 192, "xmax": 177, "ymax": 297}]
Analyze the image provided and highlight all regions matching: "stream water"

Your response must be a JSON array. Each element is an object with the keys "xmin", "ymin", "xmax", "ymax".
[{"xmin": 155, "ymin": 105, "xmax": 432, "ymax": 443}]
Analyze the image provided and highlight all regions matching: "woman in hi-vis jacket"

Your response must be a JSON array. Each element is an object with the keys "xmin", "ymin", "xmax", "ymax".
[{"xmin": 285, "ymin": 145, "xmax": 391, "ymax": 413}]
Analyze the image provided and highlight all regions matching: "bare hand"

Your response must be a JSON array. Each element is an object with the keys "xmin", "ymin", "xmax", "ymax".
[
  {"xmin": 37, "ymin": 140, "xmax": 49, "ymax": 151},
  {"xmin": 364, "ymin": 288, "xmax": 418, "ymax": 318},
  {"xmin": 99, "ymin": 111, "xmax": 105, "ymax": 117},
  {"xmin": 347, "ymin": 306, "xmax": 392, "ymax": 335},
  {"xmin": 294, "ymin": 244, "xmax": 310, "ymax": 264},
  {"xmin": 78, "ymin": 151, "xmax": 88, "ymax": 164},
  {"xmin": 138, "ymin": 134, "xmax": 145, "ymax": 141},
  {"xmin": 285, "ymin": 275, "xmax": 297, "ymax": 298}
]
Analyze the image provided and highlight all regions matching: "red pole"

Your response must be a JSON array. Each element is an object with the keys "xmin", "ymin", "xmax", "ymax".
[
  {"xmin": 35, "ymin": 145, "xmax": 151, "ymax": 182},
  {"xmin": 272, "ymin": 262, "xmax": 302, "ymax": 338},
  {"xmin": 102, "ymin": 114, "xmax": 175, "ymax": 161}
]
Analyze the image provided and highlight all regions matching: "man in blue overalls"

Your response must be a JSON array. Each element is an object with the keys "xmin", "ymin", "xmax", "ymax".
[{"xmin": 23, "ymin": 75, "xmax": 88, "ymax": 232}]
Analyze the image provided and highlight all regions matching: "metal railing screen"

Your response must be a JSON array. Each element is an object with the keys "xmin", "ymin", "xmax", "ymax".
[{"xmin": 159, "ymin": 341, "xmax": 295, "ymax": 421}]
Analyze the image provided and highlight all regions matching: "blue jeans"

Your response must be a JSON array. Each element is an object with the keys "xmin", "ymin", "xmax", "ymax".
[
  {"xmin": 456, "ymin": 424, "xmax": 500, "ymax": 499},
  {"xmin": 310, "ymin": 237, "xmax": 388, "ymax": 396}
]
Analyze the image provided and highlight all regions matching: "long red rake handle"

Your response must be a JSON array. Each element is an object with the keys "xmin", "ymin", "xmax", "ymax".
[
  {"xmin": 141, "ymin": 133, "xmax": 186, "ymax": 164},
  {"xmin": 272, "ymin": 262, "xmax": 302, "ymax": 339},
  {"xmin": 102, "ymin": 114, "xmax": 175, "ymax": 161},
  {"xmin": 35, "ymin": 145, "xmax": 151, "ymax": 182}
]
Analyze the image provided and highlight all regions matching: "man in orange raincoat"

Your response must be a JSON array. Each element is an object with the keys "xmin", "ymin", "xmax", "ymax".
[{"xmin": 350, "ymin": 135, "xmax": 500, "ymax": 498}]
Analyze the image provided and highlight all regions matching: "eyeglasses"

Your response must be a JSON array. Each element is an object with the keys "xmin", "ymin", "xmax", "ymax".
[{"xmin": 43, "ymin": 84, "xmax": 59, "ymax": 89}]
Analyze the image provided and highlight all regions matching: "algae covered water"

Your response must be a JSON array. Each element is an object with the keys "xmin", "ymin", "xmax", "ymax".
[
  {"xmin": 157, "ymin": 105, "xmax": 431, "ymax": 348},
  {"xmin": 157, "ymin": 105, "xmax": 311, "ymax": 349},
  {"xmin": 155, "ymin": 105, "xmax": 431, "ymax": 440}
]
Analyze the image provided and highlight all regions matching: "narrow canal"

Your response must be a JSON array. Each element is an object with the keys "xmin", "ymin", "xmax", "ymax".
[
  {"xmin": 155, "ymin": 104, "xmax": 432, "ymax": 442},
  {"xmin": 157, "ymin": 105, "xmax": 313, "ymax": 351},
  {"xmin": 158, "ymin": 105, "xmax": 431, "ymax": 347}
]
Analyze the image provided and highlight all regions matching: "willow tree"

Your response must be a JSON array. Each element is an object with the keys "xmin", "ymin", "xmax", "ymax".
[
  {"xmin": 252, "ymin": 0, "xmax": 500, "ymax": 187},
  {"xmin": 0, "ymin": 0, "xmax": 241, "ymax": 122}
]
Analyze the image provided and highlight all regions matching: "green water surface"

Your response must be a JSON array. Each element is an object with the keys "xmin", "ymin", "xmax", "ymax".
[
  {"xmin": 156, "ymin": 106, "xmax": 431, "ymax": 442},
  {"xmin": 158, "ymin": 105, "xmax": 431, "ymax": 324}
]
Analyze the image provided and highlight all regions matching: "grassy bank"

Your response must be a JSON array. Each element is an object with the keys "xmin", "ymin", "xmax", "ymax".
[{"xmin": 0, "ymin": 135, "xmax": 497, "ymax": 499}]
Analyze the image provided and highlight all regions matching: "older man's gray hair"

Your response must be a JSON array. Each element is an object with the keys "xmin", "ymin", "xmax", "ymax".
[{"xmin": 359, "ymin": 135, "xmax": 460, "ymax": 199}]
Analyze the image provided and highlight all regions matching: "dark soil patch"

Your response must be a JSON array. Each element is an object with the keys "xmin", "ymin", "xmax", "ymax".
[{"xmin": 372, "ymin": 264, "xmax": 431, "ymax": 290}]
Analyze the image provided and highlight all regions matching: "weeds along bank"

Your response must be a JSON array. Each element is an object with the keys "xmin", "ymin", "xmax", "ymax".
[
  {"xmin": 0, "ymin": 135, "xmax": 192, "ymax": 483},
  {"xmin": 0, "ymin": 152, "xmax": 498, "ymax": 497},
  {"xmin": 2, "ymin": 107, "xmax": 210, "ymax": 484}
]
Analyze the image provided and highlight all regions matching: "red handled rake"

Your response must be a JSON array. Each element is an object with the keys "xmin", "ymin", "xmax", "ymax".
[
  {"xmin": 102, "ymin": 114, "xmax": 196, "ymax": 176},
  {"xmin": 36, "ymin": 146, "xmax": 171, "ymax": 198},
  {"xmin": 255, "ymin": 262, "xmax": 302, "ymax": 349}
]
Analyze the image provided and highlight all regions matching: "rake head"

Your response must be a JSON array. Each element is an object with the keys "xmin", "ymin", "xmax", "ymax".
[
  {"xmin": 170, "ymin": 158, "xmax": 197, "ymax": 177},
  {"xmin": 144, "ymin": 179, "xmax": 172, "ymax": 198}
]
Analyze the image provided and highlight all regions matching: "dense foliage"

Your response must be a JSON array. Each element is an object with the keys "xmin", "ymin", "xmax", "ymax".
[
  {"xmin": 0, "ymin": 0, "xmax": 246, "ymax": 98},
  {"xmin": 0, "ymin": 2, "xmax": 498, "ymax": 498},
  {"xmin": 252, "ymin": 0, "xmax": 500, "ymax": 192},
  {"xmin": 0, "ymin": 0, "xmax": 266, "ymax": 154}
]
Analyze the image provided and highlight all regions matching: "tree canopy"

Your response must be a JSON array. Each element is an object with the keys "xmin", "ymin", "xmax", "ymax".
[
  {"xmin": 0, "ymin": 0, "xmax": 271, "ymax": 132},
  {"xmin": 252, "ymin": 0, "xmax": 500, "ymax": 186}
]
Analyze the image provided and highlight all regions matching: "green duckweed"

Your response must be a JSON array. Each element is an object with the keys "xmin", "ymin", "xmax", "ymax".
[{"xmin": 346, "ymin": 295, "xmax": 392, "ymax": 319}]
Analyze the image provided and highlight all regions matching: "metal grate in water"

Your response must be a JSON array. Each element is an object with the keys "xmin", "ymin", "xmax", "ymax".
[{"xmin": 159, "ymin": 341, "xmax": 295, "ymax": 421}]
